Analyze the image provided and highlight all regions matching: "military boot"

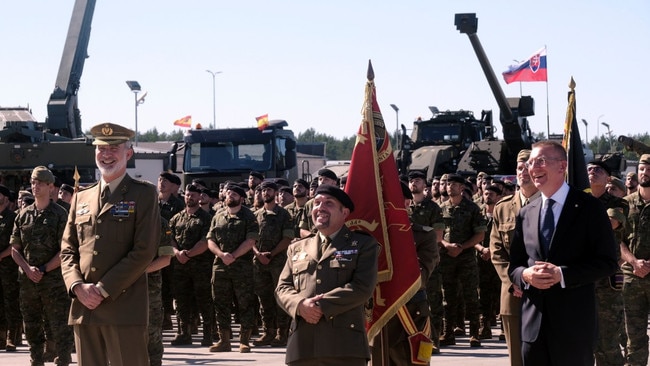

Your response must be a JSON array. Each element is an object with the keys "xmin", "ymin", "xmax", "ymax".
[
  {"xmin": 479, "ymin": 316, "xmax": 492, "ymax": 339},
  {"xmin": 439, "ymin": 322, "xmax": 455, "ymax": 346},
  {"xmin": 201, "ymin": 323, "xmax": 213, "ymax": 347},
  {"xmin": 171, "ymin": 323, "xmax": 192, "ymax": 346},
  {"xmin": 6, "ymin": 326, "xmax": 20, "ymax": 351},
  {"xmin": 239, "ymin": 328, "xmax": 252, "ymax": 353},
  {"xmin": 270, "ymin": 328, "xmax": 288, "ymax": 347},
  {"xmin": 253, "ymin": 328, "xmax": 276, "ymax": 346},
  {"xmin": 469, "ymin": 321, "xmax": 481, "ymax": 347},
  {"xmin": 209, "ymin": 330, "xmax": 231, "ymax": 352},
  {"xmin": 43, "ymin": 340, "xmax": 56, "ymax": 362}
]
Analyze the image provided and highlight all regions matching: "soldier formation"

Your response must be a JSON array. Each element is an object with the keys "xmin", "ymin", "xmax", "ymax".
[{"xmin": 1, "ymin": 135, "xmax": 650, "ymax": 366}]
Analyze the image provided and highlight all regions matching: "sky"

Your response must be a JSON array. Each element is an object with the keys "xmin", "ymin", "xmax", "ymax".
[{"xmin": 2, "ymin": 0, "xmax": 648, "ymax": 143}]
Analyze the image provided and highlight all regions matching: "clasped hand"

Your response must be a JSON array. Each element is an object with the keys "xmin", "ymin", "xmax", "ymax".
[
  {"xmin": 523, "ymin": 261, "xmax": 562, "ymax": 290},
  {"xmin": 299, "ymin": 294, "xmax": 324, "ymax": 324}
]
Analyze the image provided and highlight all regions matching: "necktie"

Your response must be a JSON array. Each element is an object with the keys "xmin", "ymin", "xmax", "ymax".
[
  {"xmin": 541, "ymin": 198, "xmax": 555, "ymax": 255},
  {"xmin": 319, "ymin": 236, "xmax": 331, "ymax": 257},
  {"xmin": 100, "ymin": 186, "xmax": 111, "ymax": 206}
]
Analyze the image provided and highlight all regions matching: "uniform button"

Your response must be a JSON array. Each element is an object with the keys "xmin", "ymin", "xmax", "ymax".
[
  {"xmin": 93, "ymin": 251, "xmax": 98, "ymax": 255},
  {"xmin": 97, "ymin": 219, "xmax": 102, "ymax": 224},
  {"xmin": 95, "ymin": 235, "xmax": 100, "ymax": 239},
  {"xmin": 329, "ymin": 316, "xmax": 334, "ymax": 320},
  {"xmin": 342, "ymin": 264, "xmax": 346, "ymax": 268},
  {"xmin": 91, "ymin": 267, "xmax": 96, "ymax": 272},
  {"xmin": 350, "ymin": 324, "xmax": 355, "ymax": 328},
  {"xmin": 317, "ymin": 265, "xmax": 322, "ymax": 270},
  {"xmin": 316, "ymin": 279, "xmax": 321, "ymax": 284},
  {"xmin": 121, "ymin": 290, "xmax": 126, "ymax": 293},
  {"xmin": 294, "ymin": 269, "xmax": 298, "ymax": 274}
]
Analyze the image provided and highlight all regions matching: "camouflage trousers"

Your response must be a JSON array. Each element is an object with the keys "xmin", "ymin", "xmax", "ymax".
[
  {"xmin": 426, "ymin": 267, "xmax": 443, "ymax": 347},
  {"xmin": 477, "ymin": 256, "xmax": 500, "ymax": 320},
  {"xmin": 148, "ymin": 271, "xmax": 164, "ymax": 366},
  {"xmin": 212, "ymin": 260, "xmax": 256, "ymax": 329},
  {"xmin": 0, "ymin": 260, "xmax": 21, "ymax": 332},
  {"xmin": 18, "ymin": 271, "xmax": 73, "ymax": 363},
  {"xmin": 439, "ymin": 252, "xmax": 480, "ymax": 333},
  {"xmin": 173, "ymin": 259, "xmax": 214, "ymax": 337},
  {"xmin": 594, "ymin": 278, "xmax": 625, "ymax": 366},
  {"xmin": 622, "ymin": 276, "xmax": 650, "ymax": 366},
  {"xmin": 254, "ymin": 258, "xmax": 290, "ymax": 330}
]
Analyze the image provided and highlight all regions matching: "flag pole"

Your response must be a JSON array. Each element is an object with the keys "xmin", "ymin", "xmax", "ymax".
[{"xmin": 545, "ymin": 44, "xmax": 550, "ymax": 138}]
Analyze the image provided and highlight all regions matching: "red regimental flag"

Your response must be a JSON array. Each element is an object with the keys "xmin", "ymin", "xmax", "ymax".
[
  {"xmin": 256, "ymin": 114, "xmax": 269, "ymax": 131},
  {"xmin": 345, "ymin": 61, "xmax": 421, "ymax": 340},
  {"xmin": 173, "ymin": 115, "xmax": 192, "ymax": 128}
]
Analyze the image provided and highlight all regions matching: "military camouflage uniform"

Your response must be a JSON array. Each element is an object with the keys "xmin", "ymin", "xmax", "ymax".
[
  {"xmin": 169, "ymin": 208, "xmax": 214, "ymax": 344},
  {"xmin": 594, "ymin": 192, "xmax": 628, "ymax": 366},
  {"xmin": 11, "ymin": 201, "xmax": 73, "ymax": 365},
  {"xmin": 208, "ymin": 207, "xmax": 259, "ymax": 331},
  {"xmin": 439, "ymin": 197, "xmax": 487, "ymax": 343},
  {"xmin": 284, "ymin": 200, "xmax": 306, "ymax": 238},
  {"xmin": 298, "ymin": 198, "xmax": 315, "ymax": 234},
  {"xmin": 159, "ymin": 194, "xmax": 185, "ymax": 326},
  {"xmin": 148, "ymin": 217, "xmax": 174, "ymax": 366},
  {"xmin": 0, "ymin": 206, "xmax": 19, "ymax": 349},
  {"xmin": 408, "ymin": 199, "xmax": 445, "ymax": 349},
  {"xmin": 254, "ymin": 205, "xmax": 295, "ymax": 342},
  {"xmin": 477, "ymin": 206, "xmax": 500, "ymax": 336},
  {"xmin": 622, "ymin": 191, "xmax": 650, "ymax": 366}
]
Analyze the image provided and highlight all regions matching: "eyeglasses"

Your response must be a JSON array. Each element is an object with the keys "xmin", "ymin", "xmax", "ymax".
[{"xmin": 524, "ymin": 157, "xmax": 565, "ymax": 169}]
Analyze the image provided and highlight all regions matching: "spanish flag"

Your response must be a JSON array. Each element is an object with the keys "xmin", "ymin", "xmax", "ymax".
[
  {"xmin": 256, "ymin": 114, "xmax": 269, "ymax": 131},
  {"xmin": 345, "ymin": 61, "xmax": 421, "ymax": 342},
  {"xmin": 173, "ymin": 115, "xmax": 192, "ymax": 128}
]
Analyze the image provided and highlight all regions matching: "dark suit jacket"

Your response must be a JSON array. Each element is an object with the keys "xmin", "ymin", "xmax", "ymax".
[
  {"xmin": 508, "ymin": 186, "xmax": 617, "ymax": 344},
  {"xmin": 275, "ymin": 226, "xmax": 378, "ymax": 363},
  {"xmin": 61, "ymin": 174, "xmax": 160, "ymax": 326}
]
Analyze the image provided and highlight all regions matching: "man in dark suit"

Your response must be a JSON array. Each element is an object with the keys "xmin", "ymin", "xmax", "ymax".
[
  {"xmin": 508, "ymin": 140, "xmax": 618, "ymax": 366},
  {"xmin": 275, "ymin": 184, "xmax": 378, "ymax": 366},
  {"xmin": 61, "ymin": 122, "xmax": 160, "ymax": 366}
]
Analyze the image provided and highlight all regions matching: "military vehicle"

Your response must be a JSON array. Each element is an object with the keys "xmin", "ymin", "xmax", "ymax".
[
  {"xmin": 169, "ymin": 119, "xmax": 298, "ymax": 189},
  {"xmin": 619, "ymin": 136, "xmax": 650, "ymax": 157},
  {"xmin": 395, "ymin": 14, "xmax": 536, "ymax": 181},
  {"xmin": 0, "ymin": 0, "xmax": 98, "ymax": 192}
]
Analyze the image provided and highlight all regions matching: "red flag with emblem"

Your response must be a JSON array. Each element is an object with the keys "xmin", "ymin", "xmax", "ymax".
[{"xmin": 345, "ymin": 60, "xmax": 421, "ymax": 340}]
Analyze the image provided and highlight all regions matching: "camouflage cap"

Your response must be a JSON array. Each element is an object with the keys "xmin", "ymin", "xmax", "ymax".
[
  {"xmin": 607, "ymin": 207, "xmax": 626, "ymax": 225},
  {"xmin": 640, "ymin": 154, "xmax": 650, "ymax": 165},
  {"xmin": 31, "ymin": 166, "xmax": 55, "ymax": 184},
  {"xmin": 91, "ymin": 123, "xmax": 135, "ymax": 145},
  {"xmin": 517, "ymin": 149, "xmax": 532, "ymax": 162},
  {"xmin": 440, "ymin": 173, "xmax": 449, "ymax": 181},
  {"xmin": 608, "ymin": 176, "xmax": 625, "ymax": 192},
  {"xmin": 477, "ymin": 172, "xmax": 487, "ymax": 178}
]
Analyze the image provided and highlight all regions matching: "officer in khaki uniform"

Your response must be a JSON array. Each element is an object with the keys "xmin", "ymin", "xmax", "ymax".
[
  {"xmin": 276, "ymin": 184, "xmax": 379, "ymax": 366},
  {"xmin": 490, "ymin": 149, "xmax": 539, "ymax": 366},
  {"xmin": 60, "ymin": 123, "xmax": 160, "ymax": 366}
]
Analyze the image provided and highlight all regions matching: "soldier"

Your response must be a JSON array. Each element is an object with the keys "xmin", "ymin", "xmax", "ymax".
[
  {"xmin": 285, "ymin": 178, "xmax": 310, "ymax": 238},
  {"xmin": 207, "ymin": 184, "xmax": 259, "ymax": 353},
  {"xmin": 299, "ymin": 168, "xmax": 339, "ymax": 237},
  {"xmin": 276, "ymin": 184, "xmax": 378, "ymax": 365},
  {"xmin": 168, "ymin": 184, "xmax": 215, "ymax": 347},
  {"xmin": 620, "ymin": 154, "xmax": 650, "ymax": 366},
  {"xmin": 247, "ymin": 171, "xmax": 265, "ymax": 207},
  {"xmin": 380, "ymin": 180, "xmax": 441, "ymax": 362},
  {"xmin": 145, "ymin": 217, "xmax": 174, "ymax": 366},
  {"xmin": 607, "ymin": 176, "xmax": 627, "ymax": 198},
  {"xmin": 278, "ymin": 185, "xmax": 295, "ymax": 207},
  {"xmin": 435, "ymin": 174, "xmax": 450, "ymax": 205},
  {"xmin": 438, "ymin": 174, "xmax": 486, "ymax": 347},
  {"xmin": 587, "ymin": 160, "xmax": 628, "ymax": 366},
  {"xmin": 58, "ymin": 184, "xmax": 74, "ymax": 207},
  {"xmin": 60, "ymin": 123, "xmax": 160, "ymax": 366},
  {"xmin": 490, "ymin": 149, "xmax": 539, "ymax": 366},
  {"xmin": 11, "ymin": 167, "xmax": 74, "ymax": 366},
  {"xmin": 407, "ymin": 171, "xmax": 445, "ymax": 352},
  {"xmin": 475, "ymin": 184, "xmax": 502, "ymax": 340},
  {"xmin": 0, "ymin": 184, "xmax": 19, "ymax": 351},
  {"xmin": 625, "ymin": 171, "xmax": 638, "ymax": 196},
  {"xmin": 157, "ymin": 172, "xmax": 185, "ymax": 331},
  {"xmin": 252, "ymin": 181, "xmax": 294, "ymax": 347}
]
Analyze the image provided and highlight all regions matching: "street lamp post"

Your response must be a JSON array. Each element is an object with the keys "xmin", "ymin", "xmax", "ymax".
[
  {"xmin": 389, "ymin": 104, "xmax": 399, "ymax": 141},
  {"xmin": 581, "ymin": 118, "xmax": 588, "ymax": 143},
  {"xmin": 597, "ymin": 114, "xmax": 604, "ymax": 152},
  {"xmin": 126, "ymin": 80, "xmax": 143, "ymax": 146},
  {"xmin": 601, "ymin": 122, "xmax": 612, "ymax": 153},
  {"xmin": 206, "ymin": 70, "xmax": 222, "ymax": 129}
]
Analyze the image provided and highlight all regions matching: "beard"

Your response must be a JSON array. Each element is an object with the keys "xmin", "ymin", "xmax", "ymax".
[
  {"xmin": 441, "ymin": 190, "xmax": 449, "ymax": 197},
  {"xmin": 263, "ymin": 195, "xmax": 275, "ymax": 204},
  {"xmin": 639, "ymin": 179, "xmax": 650, "ymax": 188},
  {"xmin": 294, "ymin": 191, "xmax": 307, "ymax": 198},
  {"xmin": 226, "ymin": 196, "xmax": 242, "ymax": 207}
]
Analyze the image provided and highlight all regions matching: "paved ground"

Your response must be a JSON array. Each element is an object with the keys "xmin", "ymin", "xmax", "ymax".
[{"xmin": 3, "ymin": 321, "xmax": 512, "ymax": 365}]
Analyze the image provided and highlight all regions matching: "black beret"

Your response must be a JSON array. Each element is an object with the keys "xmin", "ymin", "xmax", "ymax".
[
  {"xmin": 315, "ymin": 184, "xmax": 354, "ymax": 212},
  {"xmin": 317, "ymin": 168, "xmax": 338, "ymax": 181},
  {"xmin": 485, "ymin": 184, "xmax": 503, "ymax": 195},
  {"xmin": 206, "ymin": 189, "xmax": 219, "ymax": 199},
  {"xmin": 60, "ymin": 184, "xmax": 74, "ymax": 195},
  {"xmin": 191, "ymin": 179, "xmax": 208, "ymax": 188},
  {"xmin": 408, "ymin": 171, "xmax": 426, "ymax": 181},
  {"xmin": 0, "ymin": 184, "xmax": 10, "ymax": 198},
  {"xmin": 274, "ymin": 178, "xmax": 290, "ymax": 187},
  {"xmin": 588, "ymin": 161, "xmax": 612, "ymax": 176},
  {"xmin": 249, "ymin": 171, "xmax": 264, "ymax": 180},
  {"xmin": 310, "ymin": 180, "xmax": 319, "ymax": 188},
  {"xmin": 185, "ymin": 184, "xmax": 201, "ymax": 193},
  {"xmin": 446, "ymin": 174, "xmax": 465, "ymax": 184},
  {"xmin": 53, "ymin": 176, "xmax": 62, "ymax": 188},
  {"xmin": 259, "ymin": 181, "xmax": 278, "ymax": 191},
  {"xmin": 294, "ymin": 178, "xmax": 309, "ymax": 190},
  {"xmin": 227, "ymin": 184, "xmax": 246, "ymax": 198},
  {"xmin": 279, "ymin": 186, "xmax": 293, "ymax": 194},
  {"xmin": 401, "ymin": 181, "xmax": 413, "ymax": 199},
  {"xmin": 160, "ymin": 172, "xmax": 181, "ymax": 185}
]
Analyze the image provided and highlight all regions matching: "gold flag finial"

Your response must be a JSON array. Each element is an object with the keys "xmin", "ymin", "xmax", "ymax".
[{"xmin": 568, "ymin": 76, "xmax": 576, "ymax": 90}]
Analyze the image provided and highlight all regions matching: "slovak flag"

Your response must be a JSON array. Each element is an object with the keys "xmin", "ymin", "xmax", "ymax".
[{"xmin": 502, "ymin": 47, "xmax": 548, "ymax": 84}]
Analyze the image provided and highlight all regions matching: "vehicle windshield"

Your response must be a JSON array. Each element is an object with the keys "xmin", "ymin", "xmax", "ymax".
[
  {"xmin": 415, "ymin": 123, "xmax": 462, "ymax": 144},
  {"xmin": 184, "ymin": 141, "xmax": 272, "ymax": 172}
]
